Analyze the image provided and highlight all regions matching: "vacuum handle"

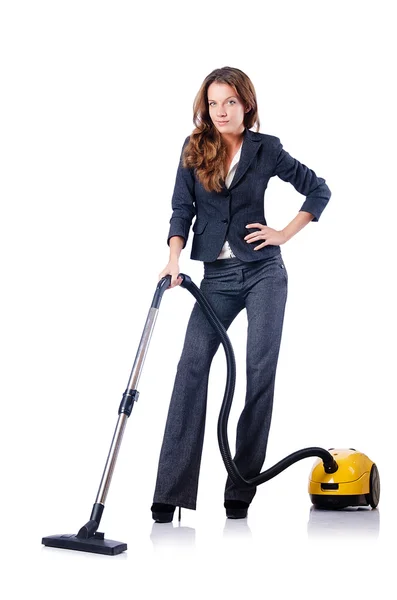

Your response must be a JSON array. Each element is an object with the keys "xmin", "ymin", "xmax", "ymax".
[
  {"xmin": 93, "ymin": 273, "xmax": 176, "ymax": 508},
  {"xmin": 152, "ymin": 274, "xmax": 172, "ymax": 308},
  {"xmin": 124, "ymin": 273, "xmax": 182, "ymax": 393}
]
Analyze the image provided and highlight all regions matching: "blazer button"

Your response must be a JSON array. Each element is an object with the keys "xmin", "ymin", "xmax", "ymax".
[{"xmin": 221, "ymin": 219, "xmax": 228, "ymax": 223}]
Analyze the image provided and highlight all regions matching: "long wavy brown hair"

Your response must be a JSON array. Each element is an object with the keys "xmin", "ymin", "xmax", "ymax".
[{"xmin": 182, "ymin": 66, "xmax": 260, "ymax": 193}]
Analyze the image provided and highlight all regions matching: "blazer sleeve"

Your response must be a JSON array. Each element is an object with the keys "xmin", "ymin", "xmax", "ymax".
[
  {"xmin": 273, "ymin": 138, "xmax": 331, "ymax": 222},
  {"xmin": 167, "ymin": 136, "xmax": 196, "ymax": 249}
]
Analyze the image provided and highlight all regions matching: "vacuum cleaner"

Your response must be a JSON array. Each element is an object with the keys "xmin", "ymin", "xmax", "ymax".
[{"xmin": 42, "ymin": 273, "xmax": 380, "ymax": 555}]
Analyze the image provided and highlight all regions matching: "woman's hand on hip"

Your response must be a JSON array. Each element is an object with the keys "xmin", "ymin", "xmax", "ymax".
[{"xmin": 244, "ymin": 223, "xmax": 287, "ymax": 250}]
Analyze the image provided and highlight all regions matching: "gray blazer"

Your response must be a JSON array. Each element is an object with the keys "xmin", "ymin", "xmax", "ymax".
[{"xmin": 167, "ymin": 127, "xmax": 331, "ymax": 262}]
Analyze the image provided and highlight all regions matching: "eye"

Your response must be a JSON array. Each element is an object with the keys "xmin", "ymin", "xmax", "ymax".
[{"xmin": 229, "ymin": 100, "xmax": 236, "ymax": 104}]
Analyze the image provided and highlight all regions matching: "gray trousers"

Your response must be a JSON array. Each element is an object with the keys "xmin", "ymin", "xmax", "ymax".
[{"xmin": 152, "ymin": 252, "xmax": 288, "ymax": 509}]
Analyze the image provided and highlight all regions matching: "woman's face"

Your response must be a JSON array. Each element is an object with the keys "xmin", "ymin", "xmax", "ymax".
[{"xmin": 207, "ymin": 81, "xmax": 248, "ymax": 136}]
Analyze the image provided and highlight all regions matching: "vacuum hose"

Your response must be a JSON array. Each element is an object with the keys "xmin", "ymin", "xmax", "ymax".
[{"xmin": 168, "ymin": 273, "xmax": 338, "ymax": 488}]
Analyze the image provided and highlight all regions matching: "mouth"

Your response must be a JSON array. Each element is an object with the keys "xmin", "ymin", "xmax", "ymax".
[{"xmin": 217, "ymin": 121, "xmax": 229, "ymax": 125}]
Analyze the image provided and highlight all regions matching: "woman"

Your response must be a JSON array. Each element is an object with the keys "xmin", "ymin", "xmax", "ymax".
[{"xmin": 151, "ymin": 66, "xmax": 331, "ymax": 522}]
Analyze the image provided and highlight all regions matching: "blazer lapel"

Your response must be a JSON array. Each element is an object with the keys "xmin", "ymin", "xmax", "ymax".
[{"xmin": 226, "ymin": 127, "xmax": 262, "ymax": 191}]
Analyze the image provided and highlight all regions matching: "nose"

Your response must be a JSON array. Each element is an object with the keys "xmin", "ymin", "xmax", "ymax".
[{"xmin": 217, "ymin": 106, "xmax": 227, "ymax": 118}]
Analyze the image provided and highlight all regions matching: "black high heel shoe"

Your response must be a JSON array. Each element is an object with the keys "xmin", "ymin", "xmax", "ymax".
[
  {"xmin": 151, "ymin": 502, "xmax": 181, "ymax": 523},
  {"xmin": 224, "ymin": 500, "xmax": 249, "ymax": 519}
]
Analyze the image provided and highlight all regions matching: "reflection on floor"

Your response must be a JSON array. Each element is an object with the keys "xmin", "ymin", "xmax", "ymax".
[{"xmin": 307, "ymin": 505, "xmax": 380, "ymax": 538}]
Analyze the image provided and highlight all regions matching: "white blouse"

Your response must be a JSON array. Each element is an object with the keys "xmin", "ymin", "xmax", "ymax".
[{"xmin": 216, "ymin": 143, "xmax": 242, "ymax": 259}]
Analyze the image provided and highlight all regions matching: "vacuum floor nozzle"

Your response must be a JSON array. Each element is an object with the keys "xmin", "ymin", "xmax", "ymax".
[{"xmin": 42, "ymin": 533, "xmax": 127, "ymax": 556}]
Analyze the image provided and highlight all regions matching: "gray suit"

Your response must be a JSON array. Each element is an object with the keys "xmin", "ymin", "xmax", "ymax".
[{"xmin": 152, "ymin": 129, "xmax": 331, "ymax": 511}]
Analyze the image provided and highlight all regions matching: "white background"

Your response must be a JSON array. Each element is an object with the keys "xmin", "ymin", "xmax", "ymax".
[{"xmin": 1, "ymin": 0, "xmax": 396, "ymax": 597}]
